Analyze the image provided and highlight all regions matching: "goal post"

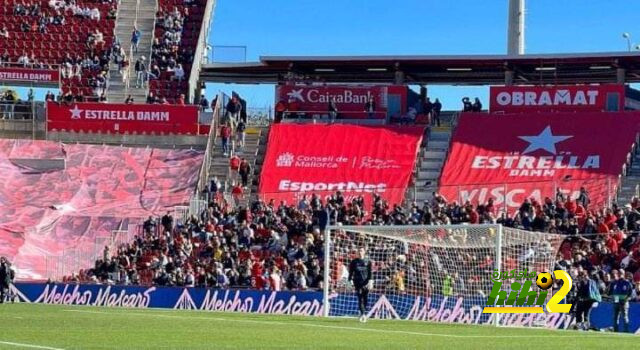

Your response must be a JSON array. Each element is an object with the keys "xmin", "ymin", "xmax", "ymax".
[{"xmin": 323, "ymin": 224, "xmax": 564, "ymax": 325}]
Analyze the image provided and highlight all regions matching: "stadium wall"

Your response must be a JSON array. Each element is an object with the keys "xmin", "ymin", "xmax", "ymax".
[{"xmin": 12, "ymin": 283, "xmax": 640, "ymax": 333}]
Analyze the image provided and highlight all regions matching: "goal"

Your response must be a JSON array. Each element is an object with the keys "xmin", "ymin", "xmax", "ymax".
[{"xmin": 322, "ymin": 224, "xmax": 564, "ymax": 325}]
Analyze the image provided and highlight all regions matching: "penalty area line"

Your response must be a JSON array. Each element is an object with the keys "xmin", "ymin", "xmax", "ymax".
[
  {"xmin": 62, "ymin": 309, "xmax": 635, "ymax": 339},
  {"xmin": 0, "ymin": 341, "xmax": 65, "ymax": 350}
]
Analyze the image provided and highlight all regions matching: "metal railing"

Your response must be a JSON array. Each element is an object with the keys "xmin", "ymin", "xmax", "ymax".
[
  {"xmin": 188, "ymin": 0, "xmax": 217, "ymax": 103},
  {"xmin": 197, "ymin": 93, "xmax": 222, "ymax": 194}
]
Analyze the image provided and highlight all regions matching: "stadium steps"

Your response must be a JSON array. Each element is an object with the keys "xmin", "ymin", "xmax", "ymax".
[
  {"xmin": 405, "ymin": 111, "xmax": 459, "ymax": 205},
  {"xmin": 617, "ymin": 151, "xmax": 640, "ymax": 204},
  {"xmin": 208, "ymin": 127, "xmax": 268, "ymax": 207},
  {"xmin": 107, "ymin": 0, "xmax": 157, "ymax": 103}
]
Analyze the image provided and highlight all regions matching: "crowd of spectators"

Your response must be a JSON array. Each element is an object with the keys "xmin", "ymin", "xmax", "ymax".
[{"xmin": 64, "ymin": 186, "xmax": 640, "ymax": 307}]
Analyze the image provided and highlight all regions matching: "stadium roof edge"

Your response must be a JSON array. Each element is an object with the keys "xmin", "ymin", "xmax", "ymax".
[
  {"xmin": 200, "ymin": 51, "xmax": 640, "ymax": 85},
  {"xmin": 259, "ymin": 51, "xmax": 640, "ymax": 62}
]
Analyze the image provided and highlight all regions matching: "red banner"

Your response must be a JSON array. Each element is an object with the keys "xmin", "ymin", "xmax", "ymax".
[
  {"xmin": 47, "ymin": 102, "xmax": 200, "ymax": 134},
  {"xmin": 0, "ymin": 66, "xmax": 60, "ymax": 84},
  {"xmin": 490, "ymin": 84, "xmax": 625, "ymax": 113},
  {"xmin": 275, "ymin": 85, "xmax": 390, "ymax": 119},
  {"xmin": 439, "ymin": 113, "xmax": 640, "ymax": 212},
  {"xmin": 258, "ymin": 124, "xmax": 424, "ymax": 207}
]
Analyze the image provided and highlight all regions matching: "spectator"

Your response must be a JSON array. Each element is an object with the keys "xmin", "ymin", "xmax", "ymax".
[
  {"xmin": 147, "ymin": 91, "xmax": 157, "ymax": 104},
  {"xmin": 173, "ymin": 64, "xmax": 185, "ymax": 82},
  {"xmin": 225, "ymin": 96, "xmax": 242, "ymax": 123},
  {"xmin": 220, "ymin": 122, "xmax": 231, "ymax": 156},
  {"xmin": 149, "ymin": 64, "xmax": 161, "ymax": 80},
  {"xmin": 236, "ymin": 118, "xmax": 246, "ymax": 150},
  {"xmin": 433, "ymin": 98, "xmax": 442, "ymax": 127},
  {"xmin": 121, "ymin": 55, "xmax": 130, "ymax": 89},
  {"xmin": 90, "ymin": 7, "xmax": 101, "ymax": 20},
  {"xmin": 131, "ymin": 26, "xmax": 141, "ymax": 53},
  {"xmin": 275, "ymin": 99, "xmax": 287, "ymax": 123},
  {"xmin": 45, "ymin": 91, "xmax": 56, "ymax": 102},
  {"xmin": 423, "ymin": 97, "xmax": 434, "ymax": 123},
  {"xmin": 328, "ymin": 98, "xmax": 338, "ymax": 123},
  {"xmin": 231, "ymin": 182, "xmax": 243, "ymax": 207},
  {"xmin": 135, "ymin": 56, "xmax": 147, "ymax": 88},
  {"xmin": 578, "ymin": 187, "xmax": 591, "ymax": 209},
  {"xmin": 107, "ymin": 6, "xmax": 117, "ymax": 19},
  {"xmin": 472, "ymin": 97, "xmax": 483, "ymax": 112},
  {"xmin": 462, "ymin": 97, "xmax": 472, "ymax": 112},
  {"xmin": 0, "ymin": 26, "xmax": 9, "ymax": 39},
  {"xmin": 125, "ymin": 95, "xmax": 134, "ymax": 104},
  {"xmin": 364, "ymin": 96, "xmax": 376, "ymax": 118},
  {"xmin": 238, "ymin": 158, "xmax": 251, "ymax": 188},
  {"xmin": 176, "ymin": 94, "xmax": 185, "ymax": 105},
  {"xmin": 199, "ymin": 95, "xmax": 209, "ymax": 111}
]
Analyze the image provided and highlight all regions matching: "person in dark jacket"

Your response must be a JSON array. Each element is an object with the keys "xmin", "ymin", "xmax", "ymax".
[
  {"xmin": 575, "ymin": 270, "xmax": 601, "ymax": 330},
  {"xmin": 433, "ymin": 98, "xmax": 442, "ymax": 127},
  {"xmin": 472, "ymin": 98, "xmax": 483, "ymax": 112},
  {"xmin": 349, "ymin": 248, "xmax": 372, "ymax": 322},
  {"xmin": 328, "ymin": 98, "xmax": 338, "ymax": 123},
  {"xmin": 238, "ymin": 158, "xmax": 251, "ymax": 188},
  {"xmin": 608, "ymin": 270, "xmax": 633, "ymax": 332},
  {"xmin": 0, "ymin": 257, "xmax": 11, "ymax": 303},
  {"xmin": 364, "ymin": 96, "xmax": 376, "ymax": 118}
]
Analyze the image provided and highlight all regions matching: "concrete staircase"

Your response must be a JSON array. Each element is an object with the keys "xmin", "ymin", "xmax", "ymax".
[
  {"xmin": 209, "ymin": 127, "xmax": 268, "ymax": 208},
  {"xmin": 406, "ymin": 112, "xmax": 458, "ymax": 204},
  {"xmin": 617, "ymin": 150, "xmax": 640, "ymax": 205},
  {"xmin": 107, "ymin": 0, "xmax": 157, "ymax": 103}
]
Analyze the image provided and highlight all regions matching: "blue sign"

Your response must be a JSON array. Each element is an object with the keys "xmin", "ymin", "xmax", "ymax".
[{"xmin": 11, "ymin": 283, "xmax": 640, "ymax": 333}]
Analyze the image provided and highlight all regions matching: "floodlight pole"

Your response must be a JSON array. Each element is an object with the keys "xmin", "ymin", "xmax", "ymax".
[{"xmin": 507, "ymin": 0, "xmax": 525, "ymax": 55}]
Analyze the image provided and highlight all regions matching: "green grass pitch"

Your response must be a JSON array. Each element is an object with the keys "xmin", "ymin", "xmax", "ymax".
[{"xmin": 0, "ymin": 304, "xmax": 637, "ymax": 350}]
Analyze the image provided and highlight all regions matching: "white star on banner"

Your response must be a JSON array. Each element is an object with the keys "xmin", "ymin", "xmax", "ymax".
[
  {"xmin": 518, "ymin": 125, "xmax": 573, "ymax": 155},
  {"xmin": 69, "ymin": 105, "xmax": 83, "ymax": 119}
]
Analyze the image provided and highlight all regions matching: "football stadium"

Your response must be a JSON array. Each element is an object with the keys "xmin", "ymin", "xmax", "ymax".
[{"xmin": 1, "ymin": 0, "xmax": 640, "ymax": 349}]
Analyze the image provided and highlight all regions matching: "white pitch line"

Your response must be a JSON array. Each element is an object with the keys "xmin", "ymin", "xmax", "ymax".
[
  {"xmin": 62, "ymin": 309, "xmax": 636, "ymax": 339},
  {"xmin": 0, "ymin": 341, "xmax": 64, "ymax": 350}
]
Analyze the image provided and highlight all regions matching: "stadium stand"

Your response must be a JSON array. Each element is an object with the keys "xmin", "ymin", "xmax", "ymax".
[
  {"xmin": 64, "ymin": 188, "xmax": 640, "ymax": 305},
  {"xmin": 0, "ymin": 0, "xmax": 119, "ymax": 101},
  {"xmin": 148, "ymin": 0, "xmax": 205, "ymax": 103}
]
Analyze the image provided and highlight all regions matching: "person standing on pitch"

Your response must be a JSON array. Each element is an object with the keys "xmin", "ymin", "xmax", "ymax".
[
  {"xmin": 608, "ymin": 270, "xmax": 633, "ymax": 332},
  {"xmin": 349, "ymin": 247, "xmax": 372, "ymax": 322},
  {"xmin": 575, "ymin": 270, "xmax": 601, "ymax": 330}
]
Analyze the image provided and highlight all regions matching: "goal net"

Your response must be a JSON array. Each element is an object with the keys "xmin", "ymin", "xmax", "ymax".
[{"xmin": 323, "ymin": 224, "xmax": 565, "ymax": 326}]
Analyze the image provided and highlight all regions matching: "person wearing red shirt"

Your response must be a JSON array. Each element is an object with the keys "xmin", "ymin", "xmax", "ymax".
[
  {"xmin": 229, "ymin": 155, "xmax": 240, "ymax": 171},
  {"xmin": 176, "ymin": 94, "xmax": 185, "ymax": 105},
  {"xmin": 565, "ymin": 199, "xmax": 577, "ymax": 215},
  {"xmin": 287, "ymin": 99, "xmax": 299, "ymax": 119},
  {"xmin": 231, "ymin": 182, "xmax": 243, "ymax": 206},
  {"xmin": 220, "ymin": 123, "xmax": 231, "ymax": 156},
  {"xmin": 275, "ymin": 100, "xmax": 287, "ymax": 123},
  {"xmin": 596, "ymin": 217, "xmax": 610, "ymax": 234}
]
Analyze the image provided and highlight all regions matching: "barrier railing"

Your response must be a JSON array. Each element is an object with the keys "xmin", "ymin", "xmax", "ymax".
[
  {"xmin": 197, "ymin": 94, "xmax": 222, "ymax": 194},
  {"xmin": 188, "ymin": 0, "xmax": 217, "ymax": 102},
  {"xmin": 280, "ymin": 110, "xmax": 387, "ymax": 122}
]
